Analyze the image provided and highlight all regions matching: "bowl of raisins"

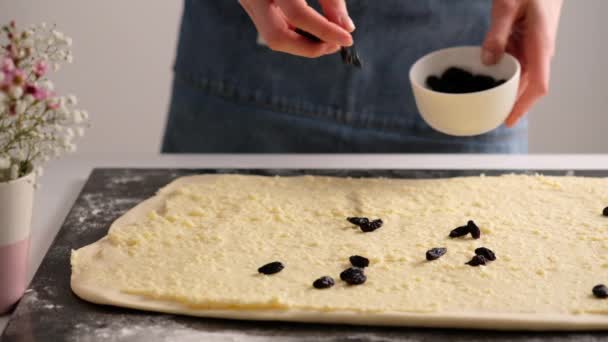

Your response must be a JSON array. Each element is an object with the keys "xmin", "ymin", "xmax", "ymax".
[{"xmin": 409, "ymin": 46, "xmax": 520, "ymax": 136}]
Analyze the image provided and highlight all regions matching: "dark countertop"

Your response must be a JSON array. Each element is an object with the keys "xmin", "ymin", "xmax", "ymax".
[{"xmin": 3, "ymin": 168, "xmax": 608, "ymax": 342}]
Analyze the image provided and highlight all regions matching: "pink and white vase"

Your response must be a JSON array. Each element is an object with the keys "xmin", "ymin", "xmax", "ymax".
[{"xmin": 0, "ymin": 171, "xmax": 34, "ymax": 314}]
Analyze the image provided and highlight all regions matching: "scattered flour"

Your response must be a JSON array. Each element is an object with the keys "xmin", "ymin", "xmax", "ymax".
[
  {"xmin": 108, "ymin": 174, "xmax": 145, "ymax": 186},
  {"xmin": 69, "ymin": 318, "xmax": 403, "ymax": 342},
  {"xmin": 20, "ymin": 289, "xmax": 63, "ymax": 312}
]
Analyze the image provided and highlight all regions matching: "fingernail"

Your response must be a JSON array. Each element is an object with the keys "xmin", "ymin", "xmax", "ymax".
[
  {"xmin": 342, "ymin": 15, "xmax": 356, "ymax": 32},
  {"xmin": 482, "ymin": 50, "xmax": 495, "ymax": 65}
]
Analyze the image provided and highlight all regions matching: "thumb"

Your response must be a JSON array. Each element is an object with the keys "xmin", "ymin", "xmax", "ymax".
[
  {"xmin": 318, "ymin": 0, "xmax": 355, "ymax": 32},
  {"xmin": 482, "ymin": 0, "xmax": 519, "ymax": 65}
]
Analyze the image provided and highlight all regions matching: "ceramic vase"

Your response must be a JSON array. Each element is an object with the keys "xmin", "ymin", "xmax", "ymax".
[{"xmin": 0, "ymin": 171, "xmax": 35, "ymax": 314}]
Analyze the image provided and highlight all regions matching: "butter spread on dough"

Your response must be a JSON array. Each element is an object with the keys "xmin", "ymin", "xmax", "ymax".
[{"xmin": 71, "ymin": 174, "xmax": 608, "ymax": 329}]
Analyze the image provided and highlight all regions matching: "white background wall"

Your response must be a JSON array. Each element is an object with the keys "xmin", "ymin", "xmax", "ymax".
[
  {"xmin": 1, "ymin": 0, "xmax": 606, "ymax": 154},
  {"xmin": 0, "ymin": 0, "xmax": 181, "ymax": 155}
]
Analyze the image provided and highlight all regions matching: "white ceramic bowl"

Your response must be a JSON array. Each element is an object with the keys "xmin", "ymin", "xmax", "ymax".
[{"xmin": 409, "ymin": 46, "xmax": 520, "ymax": 136}]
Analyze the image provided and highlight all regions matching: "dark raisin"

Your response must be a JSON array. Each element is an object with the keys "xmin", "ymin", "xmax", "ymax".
[
  {"xmin": 349, "ymin": 255, "xmax": 370, "ymax": 268},
  {"xmin": 340, "ymin": 267, "xmax": 367, "ymax": 285},
  {"xmin": 467, "ymin": 220, "xmax": 481, "ymax": 239},
  {"xmin": 449, "ymin": 225, "xmax": 470, "ymax": 238},
  {"xmin": 441, "ymin": 67, "xmax": 474, "ymax": 88},
  {"xmin": 294, "ymin": 28, "xmax": 322, "ymax": 43},
  {"xmin": 347, "ymin": 217, "xmax": 369, "ymax": 226},
  {"xmin": 360, "ymin": 219, "xmax": 383, "ymax": 232},
  {"xmin": 466, "ymin": 255, "xmax": 487, "ymax": 266},
  {"xmin": 426, "ymin": 247, "xmax": 447, "ymax": 261},
  {"xmin": 258, "ymin": 261, "xmax": 284, "ymax": 275},
  {"xmin": 340, "ymin": 46, "xmax": 362, "ymax": 68},
  {"xmin": 313, "ymin": 276, "xmax": 335, "ymax": 289},
  {"xmin": 340, "ymin": 47, "xmax": 351, "ymax": 63},
  {"xmin": 592, "ymin": 284, "xmax": 608, "ymax": 299},
  {"xmin": 428, "ymin": 66, "xmax": 506, "ymax": 93},
  {"xmin": 295, "ymin": 28, "xmax": 362, "ymax": 68},
  {"xmin": 472, "ymin": 75, "xmax": 496, "ymax": 92},
  {"xmin": 475, "ymin": 247, "xmax": 496, "ymax": 261},
  {"xmin": 603, "ymin": 207, "xmax": 608, "ymax": 217},
  {"xmin": 426, "ymin": 75, "xmax": 442, "ymax": 91}
]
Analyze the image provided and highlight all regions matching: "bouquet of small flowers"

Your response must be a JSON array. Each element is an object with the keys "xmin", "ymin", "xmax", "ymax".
[{"xmin": 0, "ymin": 21, "xmax": 88, "ymax": 182}]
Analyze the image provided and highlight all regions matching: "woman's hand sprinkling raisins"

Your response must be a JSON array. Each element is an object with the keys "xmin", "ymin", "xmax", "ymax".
[
  {"xmin": 481, "ymin": 0, "xmax": 563, "ymax": 127},
  {"xmin": 238, "ymin": 0, "xmax": 354, "ymax": 58}
]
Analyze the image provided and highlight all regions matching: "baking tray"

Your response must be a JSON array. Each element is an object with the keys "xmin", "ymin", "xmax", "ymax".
[{"xmin": 3, "ymin": 168, "xmax": 608, "ymax": 342}]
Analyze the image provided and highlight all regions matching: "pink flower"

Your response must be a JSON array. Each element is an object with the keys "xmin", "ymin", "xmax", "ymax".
[
  {"xmin": 24, "ymin": 83, "xmax": 37, "ymax": 95},
  {"xmin": 35, "ymin": 88, "xmax": 52, "ymax": 101},
  {"xmin": 0, "ymin": 66, "xmax": 26, "ymax": 88},
  {"xmin": 1, "ymin": 71, "xmax": 13, "ymax": 86},
  {"xmin": 24, "ymin": 83, "xmax": 52, "ymax": 101},
  {"xmin": 34, "ymin": 60, "xmax": 48, "ymax": 77},
  {"xmin": 1, "ymin": 58, "xmax": 15, "ymax": 73},
  {"xmin": 11, "ymin": 68, "xmax": 25, "ymax": 86},
  {"xmin": 6, "ymin": 44, "xmax": 18, "ymax": 59},
  {"xmin": 47, "ymin": 99, "xmax": 60, "ymax": 110}
]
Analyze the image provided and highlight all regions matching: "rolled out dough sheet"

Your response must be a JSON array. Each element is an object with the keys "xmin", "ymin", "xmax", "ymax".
[{"xmin": 70, "ymin": 174, "xmax": 608, "ymax": 330}]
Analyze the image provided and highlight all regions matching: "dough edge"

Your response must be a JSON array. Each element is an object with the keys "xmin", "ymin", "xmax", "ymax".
[{"xmin": 70, "ymin": 174, "xmax": 608, "ymax": 331}]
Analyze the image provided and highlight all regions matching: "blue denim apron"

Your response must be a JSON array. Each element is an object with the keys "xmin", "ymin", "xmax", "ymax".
[{"xmin": 162, "ymin": 0, "xmax": 528, "ymax": 153}]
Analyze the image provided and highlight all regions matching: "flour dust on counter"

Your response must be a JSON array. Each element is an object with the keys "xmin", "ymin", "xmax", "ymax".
[{"xmin": 70, "ymin": 173, "xmax": 608, "ymax": 330}]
